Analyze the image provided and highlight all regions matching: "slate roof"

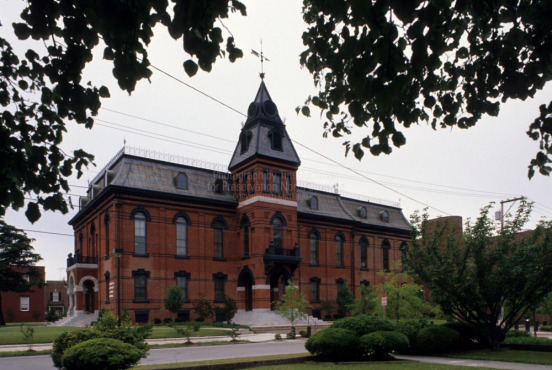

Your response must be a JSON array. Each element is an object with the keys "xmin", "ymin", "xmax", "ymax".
[{"xmin": 228, "ymin": 81, "xmax": 300, "ymax": 171}]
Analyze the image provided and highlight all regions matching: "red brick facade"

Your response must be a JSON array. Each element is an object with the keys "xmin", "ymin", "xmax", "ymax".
[
  {"xmin": 67, "ymin": 82, "xmax": 411, "ymax": 323},
  {"xmin": 0, "ymin": 266, "xmax": 45, "ymax": 323}
]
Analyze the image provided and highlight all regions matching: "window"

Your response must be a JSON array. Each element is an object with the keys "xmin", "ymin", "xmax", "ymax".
[
  {"xmin": 243, "ymin": 225, "xmax": 250, "ymax": 257},
  {"xmin": 336, "ymin": 278, "xmax": 345, "ymax": 294},
  {"xmin": 335, "ymin": 233, "xmax": 345, "ymax": 267},
  {"xmin": 132, "ymin": 269, "xmax": 150, "ymax": 302},
  {"xmin": 175, "ymin": 173, "xmax": 188, "ymax": 189},
  {"xmin": 271, "ymin": 215, "xmax": 285, "ymax": 249},
  {"xmin": 213, "ymin": 273, "xmax": 227, "ymax": 302},
  {"xmin": 175, "ymin": 217, "xmax": 188, "ymax": 257},
  {"xmin": 90, "ymin": 223, "xmax": 96, "ymax": 259},
  {"xmin": 51, "ymin": 291, "xmax": 61, "ymax": 302},
  {"xmin": 360, "ymin": 236, "xmax": 369, "ymax": 269},
  {"xmin": 133, "ymin": 212, "xmax": 147, "ymax": 255},
  {"xmin": 309, "ymin": 229, "xmax": 320, "ymax": 265},
  {"xmin": 104, "ymin": 210, "xmax": 110, "ymax": 257},
  {"xmin": 358, "ymin": 207, "xmax": 367, "ymax": 218},
  {"xmin": 240, "ymin": 131, "xmax": 252, "ymax": 153},
  {"xmin": 20, "ymin": 296, "xmax": 30, "ymax": 311},
  {"xmin": 310, "ymin": 277, "xmax": 321, "ymax": 302},
  {"xmin": 382, "ymin": 239, "xmax": 391, "ymax": 272},
  {"xmin": 285, "ymin": 173, "xmax": 292, "ymax": 196},
  {"xmin": 22, "ymin": 274, "xmax": 30, "ymax": 283},
  {"xmin": 400, "ymin": 242, "xmax": 408, "ymax": 271},
  {"xmin": 250, "ymin": 170, "xmax": 255, "ymax": 194},
  {"xmin": 273, "ymin": 172, "xmax": 281, "ymax": 194},
  {"xmin": 214, "ymin": 178, "xmax": 223, "ymax": 194},
  {"xmin": 268, "ymin": 129, "xmax": 283, "ymax": 151},
  {"xmin": 104, "ymin": 271, "xmax": 110, "ymax": 304},
  {"xmin": 379, "ymin": 210, "xmax": 390, "ymax": 222},
  {"xmin": 134, "ymin": 310, "xmax": 149, "ymax": 324},
  {"xmin": 263, "ymin": 170, "xmax": 269, "ymax": 192},
  {"xmin": 308, "ymin": 196, "xmax": 318, "ymax": 210},
  {"xmin": 175, "ymin": 271, "xmax": 190, "ymax": 301},
  {"xmin": 211, "ymin": 217, "xmax": 227, "ymax": 260}
]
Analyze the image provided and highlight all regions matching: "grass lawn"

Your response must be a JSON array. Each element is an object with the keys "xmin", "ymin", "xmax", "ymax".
[{"xmin": 452, "ymin": 349, "xmax": 552, "ymax": 365}]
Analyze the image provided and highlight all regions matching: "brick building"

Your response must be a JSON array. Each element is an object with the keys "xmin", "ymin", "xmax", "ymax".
[
  {"xmin": 44, "ymin": 280, "xmax": 69, "ymax": 319},
  {"xmin": 66, "ymin": 81, "xmax": 411, "ymax": 323},
  {"xmin": 0, "ymin": 266, "xmax": 45, "ymax": 323}
]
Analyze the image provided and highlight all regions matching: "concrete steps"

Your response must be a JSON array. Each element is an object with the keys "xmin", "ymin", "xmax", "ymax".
[
  {"xmin": 232, "ymin": 309, "xmax": 329, "ymax": 330},
  {"xmin": 52, "ymin": 311, "xmax": 98, "ymax": 327}
]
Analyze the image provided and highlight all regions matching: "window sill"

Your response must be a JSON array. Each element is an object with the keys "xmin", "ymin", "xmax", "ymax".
[
  {"xmin": 213, "ymin": 258, "xmax": 227, "ymax": 262},
  {"xmin": 336, "ymin": 265, "xmax": 345, "ymax": 269},
  {"xmin": 132, "ymin": 253, "xmax": 150, "ymax": 258},
  {"xmin": 133, "ymin": 299, "xmax": 150, "ymax": 303},
  {"xmin": 310, "ymin": 263, "xmax": 320, "ymax": 267},
  {"xmin": 175, "ymin": 255, "xmax": 190, "ymax": 259},
  {"xmin": 360, "ymin": 267, "xmax": 369, "ymax": 271},
  {"xmin": 241, "ymin": 256, "xmax": 250, "ymax": 260},
  {"xmin": 310, "ymin": 300, "xmax": 321, "ymax": 304}
]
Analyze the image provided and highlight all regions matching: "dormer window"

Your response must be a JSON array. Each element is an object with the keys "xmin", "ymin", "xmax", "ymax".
[
  {"xmin": 214, "ymin": 179, "xmax": 223, "ymax": 194},
  {"xmin": 358, "ymin": 207, "xmax": 367, "ymax": 219},
  {"xmin": 379, "ymin": 210, "xmax": 389, "ymax": 222},
  {"xmin": 240, "ymin": 131, "xmax": 252, "ymax": 154},
  {"xmin": 175, "ymin": 173, "xmax": 188, "ymax": 190},
  {"xmin": 268, "ymin": 129, "xmax": 283, "ymax": 151},
  {"xmin": 308, "ymin": 196, "xmax": 319, "ymax": 210}
]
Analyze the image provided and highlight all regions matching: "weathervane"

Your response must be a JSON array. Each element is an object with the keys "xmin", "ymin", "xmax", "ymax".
[{"xmin": 251, "ymin": 40, "xmax": 270, "ymax": 79}]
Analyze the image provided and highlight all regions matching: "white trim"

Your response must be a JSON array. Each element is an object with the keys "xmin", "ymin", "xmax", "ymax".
[
  {"xmin": 238, "ymin": 196, "xmax": 297, "ymax": 209},
  {"xmin": 78, "ymin": 275, "xmax": 99, "ymax": 292},
  {"xmin": 236, "ymin": 287, "xmax": 245, "ymax": 292},
  {"xmin": 66, "ymin": 263, "xmax": 98, "ymax": 272},
  {"xmin": 252, "ymin": 284, "xmax": 270, "ymax": 290}
]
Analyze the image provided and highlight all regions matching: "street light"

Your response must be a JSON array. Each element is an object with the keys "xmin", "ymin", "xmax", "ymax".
[{"xmin": 112, "ymin": 248, "xmax": 124, "ymax": 327}]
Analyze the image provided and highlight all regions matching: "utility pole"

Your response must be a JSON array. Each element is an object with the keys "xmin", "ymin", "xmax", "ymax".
[{"xmin": 499, "ymin": 197, "xmax": 525, "ymax": 230}]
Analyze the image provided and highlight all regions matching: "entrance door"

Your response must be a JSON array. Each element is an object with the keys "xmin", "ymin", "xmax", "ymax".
[{"xmin": 83, "ymin": 280, "xmax": 95, "ymax": 313}]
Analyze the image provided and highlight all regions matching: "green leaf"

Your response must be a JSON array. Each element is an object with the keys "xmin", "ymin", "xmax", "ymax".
[
  {"xmin": 183, "ymin": 60, "xmax": 198, "ymax": 77},
  {"xmin": 301, "ymin": 105, "xmax": 311, "ymax": 117},
  {"xmin": 25, "ymin": 202, "xmax": 41, "ymax": 224}
]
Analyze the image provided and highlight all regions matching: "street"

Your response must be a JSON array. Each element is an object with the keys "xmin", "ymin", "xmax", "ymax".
[{"xmin": 0, "ymin": 339, "xmax": 308, "ymax": 370}]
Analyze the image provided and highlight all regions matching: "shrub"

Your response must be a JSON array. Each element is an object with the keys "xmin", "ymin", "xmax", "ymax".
[
  {"xmin": 503, "ymin": 336, "xmax": 552, "ymax": 346},
  {"xmin": 153, "ymin": 318, "xmax": 162, "ymax": 325},
  {"xmin": 61, "ymin": 338, "xmax": 143, "ymax": 370},
  {"xmin": 505, "ymin": 330, "xmax": 531, "ymax": 338},
  {"xmin": 51, "ymin": 329, "xmax": 100, "ymax": 368},
  {"xmin": 360, "ymin": 331, "xmax": 409, "ymax": 358},
  {"xmin": 163, "ymin": 318, "xmax": 173, "ymax": 324},
  {"xmin": 395, "ymin": 318, "xmax": 429, "ymax": 350},
  {"xmin": 415, "ymin": 325, "xmax": 460, "ymax": 354},
  {"xmin": 305, "ymin": 328, "xmax": 360, "ymax": 361},
  {"xmin": 443, "ymin": 321, "xmax": 488, "ymax": 350},
  {"xmin": 275, "ymin": 333, "xmax": 282, "ymax": 340},
  {"xmin": 541, "ymin": 325, "xmax": 552, "ymax": 332},
  {"xmin": 299, "ymin": 330, "xmax": 308, "ymax": 338},
  {"xmin": 331, "ymin": 314, "xmax": 395, "ymax": 336}
]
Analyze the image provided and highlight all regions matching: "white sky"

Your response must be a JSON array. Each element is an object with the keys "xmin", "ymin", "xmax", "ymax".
[{"xmin": 2, "ymin": 0, "xmax": 551, "ymax": 280}]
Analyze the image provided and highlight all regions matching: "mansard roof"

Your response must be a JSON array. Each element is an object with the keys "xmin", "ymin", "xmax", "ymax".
[{"xmin": 228, "ymin": 81, "xmax": 301, "ymax": 171}]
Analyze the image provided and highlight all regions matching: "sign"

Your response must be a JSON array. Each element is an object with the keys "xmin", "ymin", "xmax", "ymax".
[{"xmin": 381, "ymin": 294, "xmax": 387, "ymax": 307}]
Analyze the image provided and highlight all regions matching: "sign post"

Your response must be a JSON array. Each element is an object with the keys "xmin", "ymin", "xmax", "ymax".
[{"xmin": 381, "ymin": 293, "xmax": 387, "ymax": 319}]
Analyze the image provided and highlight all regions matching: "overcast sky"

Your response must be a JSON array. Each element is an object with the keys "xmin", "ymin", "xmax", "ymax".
[{"xmin": 2, "ymin": 0, "xmax": 551, "ymax": 280}]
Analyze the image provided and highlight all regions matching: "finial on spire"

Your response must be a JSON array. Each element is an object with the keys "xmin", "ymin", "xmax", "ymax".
[{"xmin": 251, "ymin": 39, "xmax": 270, "ymax": 79}]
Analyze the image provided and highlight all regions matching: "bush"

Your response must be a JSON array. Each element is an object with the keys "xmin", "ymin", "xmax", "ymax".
[
  {"xmin": 331, "ymin": 314, "xmax": 395, "ymax": 336},
  {"xmin": 360, "ymin": 331, "xmax": 409, "ymax": 358},
  {"xmin": 305, "ymin": 328, "xmax": 360, "ymax": 361},
  {"xmin": 505, "ymin": 329, "xmax": 531, "ymax": 338},
  {"xmin": 299, "ymin": 330, "xmax": 308, "ymax": 338},
  {"xmin": 51, "ymin": 329, "xmax": 100, "ymax": 368},
  {"xmin": 503, "ymin": 336, "xmax": 552, "ymax": 346},
  {"xmin": 415, "ymin": 325, "xmax": 460, "ymax": 354},
  {"xmin": 275, "ymin": 333, "xmax": 282, "ymax": 340},
  {"xmin": 61, "ymin": 338, "xmax": 143, "ymax": 370},
  {"xmin": 153, "ymin": 318, "xmax": 162, "ymax": 325},
  {"xmin": 395, "ymin": 318, "xmax": 429, "ymax": 351},
  {"xmin": 443, "ymin": 321, "xmax": 488, "ymax": 350},
  {"xmin": 541, "ymin": 325, "xmax": 552, "ymax": 332},
  {"xmin": 163, "ymin": 318, "xmax": 173, "ymax": 324}
]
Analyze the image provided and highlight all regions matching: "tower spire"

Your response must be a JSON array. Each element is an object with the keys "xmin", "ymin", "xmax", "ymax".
[{"xmin": 251, "ymin": 40, "xmax": 270, "ymax": 79}]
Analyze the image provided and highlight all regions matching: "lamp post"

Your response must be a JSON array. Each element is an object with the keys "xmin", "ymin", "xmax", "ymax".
[{"xmin": 112, "ymin": 248, "xmax": 124, "ymax": 327}]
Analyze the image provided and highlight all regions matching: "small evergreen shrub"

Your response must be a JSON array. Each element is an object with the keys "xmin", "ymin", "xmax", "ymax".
[
  {"xmin": 395, "ymin": 319, "xmax": 429, "ymax": 350},
  {"xmin": 541, "ymin": 325, "xmax": 552, "ymax": 332},
  {"xmin": 299, "ymin": 330, "xmax": 308, "ymax": 338},
  {"xmin": 305, "ymin": 328, "xmax": 360, "ymax": 361},
  {"xmin": 415, "ymin": 325, "xmax": 460, "ymax": 354},
  {"xmin": 360, "ymin": 331, "xmax": 409, "ymax": 358},
  {"xmin": 163, "ymin": 318, "xmax": 173, "ymax": 324},
  {"xmin": 51, "ymin": 329, "xmax": 100, "ymax": 368},
  {"xmin": 275, "ymin": 333, "xmax": 282, "ymax": 340},
  {"xmin": 505, "ymin": 330, "xmax": 531, "ymax": 338},
  {"xmin": 503, "ymin": 336, "xmax": 552, "ymax": 346},
  {"xmin": 61, "ymin": 338, "xmax": 143, "ymax": 370},
  {"xmin": 443, "ymin": 321, "xmax": 488, "ymax": 350},
  {"xmin": 331, "ymin": 314, "xmax": 395, "ymax": 336},
  {"xmin": 153, "ymin": 318, "xmax": 162, "ymax": 325}
]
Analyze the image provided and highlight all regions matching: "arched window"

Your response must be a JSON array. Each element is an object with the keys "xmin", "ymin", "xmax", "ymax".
[
  {"xmin": 359, "ymin": 236, "xmax": 369, "ymax": 269},
  {"xmin": 240, "ymin": 215, "xmax": 251, "ymax": 257},
  {"xmin": 90, "ymin": 223, "xmax": 96, "ymax": 259},
  {"xmin": 309, "ymin": 229, "xmax": 320, "ymax": 265},
  {"xmin": 270, "ymin": 213, "xmax": 286, "ymax": 249},
  {"xmin": 175, "ymin": 217, "xmax": 187, "ymax": 257},
  {"xmin": 308, "ymin": 196, "xmax": 318, "ymax": 210},
  {"xmin": 382, "ymin": 239, "xmax": 391, "ymax": 272},
  {"xmin": 175, "ymin": 173, "xmax": 188, "ymax": 190},
  {"xmin": 104, "ymin": 210, "xmax": 110, "ymax": 257},
  {"xmin": 131, "ymin": 207, "xmax": 151, "ymax": 256},
  {"xmin": 335, "ymin": 233, "xmax": 345, "ymax": 267},
  {"xmin": 211, "ymin": 217, "xmax": 228, "ymax": 260}
]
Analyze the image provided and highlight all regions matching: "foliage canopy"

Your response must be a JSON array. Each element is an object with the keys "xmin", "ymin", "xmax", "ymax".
[{"xmin": 300, "ymin": 0, "xmax": 552, "ymax": 177}]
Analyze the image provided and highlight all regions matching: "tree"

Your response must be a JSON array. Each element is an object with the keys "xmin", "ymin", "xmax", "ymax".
[
  {"xmin": 192, "ymin": 294, "xmax": 214, "ymax": 322},
  {"xmin": 273, "ymin": 280, "xmax": 310, "ymax": 337},
  {"xmin": 350, "ymin": 284, "xmax": 378, "ymax": 316},
  {"xmin": 0, "ymin": 220, "xmax": 43, "ymax": 325},
  {"xmin": 405, "ymin": 201, "xmax": 552, "ymax": 349},
  {"xmin": 299, "ymin": 0, "xmax": 552, "ymax": 178},
  {"xmin": 163, "ymin": 285, "xmax": 183, "ymax": 318},
  {"xmin": 336, "ymin": 280, "xmax": 354, "ymax": 318},
  {"xmin": 1, "ymin": 0, "xmax": 246, "ymax": 222},
  {"xmin": 215, "ymin": 295, "xmax": 238, "ymax": 324}
]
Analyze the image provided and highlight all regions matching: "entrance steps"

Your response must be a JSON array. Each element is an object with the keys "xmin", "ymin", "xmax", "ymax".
[
  {"xmin": 52, "ymin": 311, "xmax": 99, "ymax": 327},
  {"xmin": 232, "ymin": 309, "xmax": 329, "ymax": 332}
]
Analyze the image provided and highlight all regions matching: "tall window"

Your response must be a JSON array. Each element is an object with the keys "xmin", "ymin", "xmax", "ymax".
[
  {"xmin": 243, "ymin": 225, "xmax": 250, "ymax": 257},
  {"xmin": 20, "ymin": 296, "xmax": 30, "ymax": 311},
  {"xmin": 263, "ymin": 170, "xmax": 269, "ymax": 192},
  {"xmin": 175, "ymin": 271, "xmax": 190, "ymax": 301},
  {"xmin": 175, "ymin": 217, "xmax": 188, "ymax": 257},
  {"xmin": 285, "ymin": 173, "xmax": 292, "ymax": 196},
  {"xmin": 213, "ymin": 273, "xmax": 227, "ymax": 302},
  {"xmin": 310, "ymin": 277, "xmax": 321, "ymax": 302},
  {"xmin": 271, "ymin": 216, "xmax": 284, "ymax": 249},
  {"xmin": 273, "ymin": 172, "xmax": 281, "ymax": 194},
  {"xmin": 269, "ymin": 129, "xmax": 283, "ymax": 151},
  {"xmin": 360, "ymin": 236, "xmax": 368, "ymax": 269},
  {"xmin": 211, "ymin": 217, "xmax": 227, "ymax": 260},
  {"xmin": 132, "ymin": 269, "xmax": 150, "ymax": 301},
  {"xmin": 104, "ymin": 210, "xmax": 110, "ymax": 257},
  {"xmin": 335, "ymin": 233, "xmax": 344, "ymax": 267},
  {"xmin": 400, "ymin": 242, "xmax": 408, "ymax": 271},
  {"xmin": 309, "ymin": 229, "xmax": 320, "ymax": 265},
  {"xmin": 382, "ymin": 240, "xmax": 391, "ymax": 272},
  {"xmin": 104, "ymin": 271, "xmax": 110, "ymax": 304},
  {"xmin": 90, "ymin": 223, "xmax": 96, "ymax": 258},
  {"xmin": 133, "ymin": 212, "xmax": 147, "ymax": 255}
]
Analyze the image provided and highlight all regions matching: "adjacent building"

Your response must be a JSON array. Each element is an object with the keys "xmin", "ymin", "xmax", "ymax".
[
  {"xmin": 66, "ymin": 81, "xmax": 411, "ymax": 323},
  {"xmin": 0, "ymin": 266, "xmax": 45, "ymax": 323}
]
